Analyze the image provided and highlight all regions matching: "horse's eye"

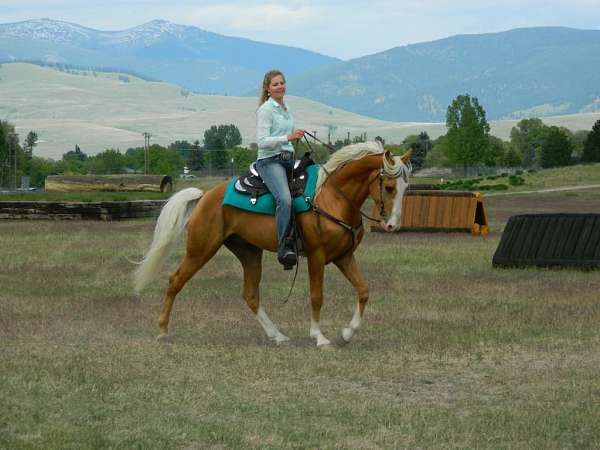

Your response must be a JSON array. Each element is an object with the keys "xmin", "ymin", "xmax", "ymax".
[{"xmin": 385, "ymin": 186, "xmax": 395, "ymax": 193}]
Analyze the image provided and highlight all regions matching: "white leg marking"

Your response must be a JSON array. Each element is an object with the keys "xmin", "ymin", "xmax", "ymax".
[
  {"xmin": 310, "ymin": 319, "xmax": 332, "ymax": 347},
  {"xmin": 342, "ymin": 303, "xmax": 362, "ymax": 342},
  {"xmin": 256, "ymin": 307, "xmax": 290, "ymax": 343}
]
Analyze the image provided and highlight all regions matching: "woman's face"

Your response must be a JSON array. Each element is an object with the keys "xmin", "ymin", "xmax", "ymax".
[{"xmin": 267, "ymin": 75, "xmax": 286, "ymax": 102}]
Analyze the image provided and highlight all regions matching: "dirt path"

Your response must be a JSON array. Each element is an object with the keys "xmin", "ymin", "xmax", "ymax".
[{"xmin": 486, "ymin": 184, "xmax": 600, "ymax": 197}]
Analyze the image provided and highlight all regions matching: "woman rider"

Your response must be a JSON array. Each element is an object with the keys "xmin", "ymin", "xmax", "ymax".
[{"xmin": 255, "ymin": 70, "xmax": 304, "ymax": 268}]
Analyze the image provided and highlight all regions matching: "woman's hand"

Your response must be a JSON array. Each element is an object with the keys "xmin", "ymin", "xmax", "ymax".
[{"xmin": 287, "ymin": 129, "xmax": 305, "ymax": 141}]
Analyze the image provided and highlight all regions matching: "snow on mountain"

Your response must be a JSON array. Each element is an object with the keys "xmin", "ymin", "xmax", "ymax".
[{"xmin": 0, "ymin": 18, "xmax": 97, "ymax": 44}]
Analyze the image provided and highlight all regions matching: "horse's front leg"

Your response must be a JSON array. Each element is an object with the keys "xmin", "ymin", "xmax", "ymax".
[
  {"xmin": 307, "ymin": 253, "xmax": 333, "ymax": 349},
  {"xmin": 333, "ymin": 253, "xmax": 369, "ymax": 343}
]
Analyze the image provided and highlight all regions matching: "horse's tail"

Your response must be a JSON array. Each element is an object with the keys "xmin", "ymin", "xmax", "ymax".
[{"xmin": 133, "ymin": 187, "xmax": 204, "ymax": 293}]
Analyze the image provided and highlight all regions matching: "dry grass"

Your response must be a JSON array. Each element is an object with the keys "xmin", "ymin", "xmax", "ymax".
[{"xmin": 1, "ymin": 191, "xmax": 600, "ymax": 449}]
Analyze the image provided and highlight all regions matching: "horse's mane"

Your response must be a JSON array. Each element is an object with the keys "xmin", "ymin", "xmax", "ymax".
[{"xmin": 315, "ymin": 141, "xmax": 384, "ymax": 192}]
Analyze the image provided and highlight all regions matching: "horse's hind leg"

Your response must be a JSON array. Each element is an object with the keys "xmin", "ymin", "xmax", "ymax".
[
  {"xmin": 333, "ymin": 252, "xmax": 369, "ymax": 343},
  {"xmin": 225, "ymin": 237, "xmax": 290, "ymax": 344},
  {"xmin": 158, "ymin": 232, "xmax": 223, "ymax": 340}
]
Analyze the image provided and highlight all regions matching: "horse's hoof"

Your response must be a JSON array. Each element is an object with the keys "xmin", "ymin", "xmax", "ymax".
[
  {"xmin": 273, "ymin": 334, "xmax": 290, "ymax": 345},
  {"xmin": 341, "ymin": 327, "xmax": 354, "ymax": 342},
  {"xmin": 318, "ymin": 343, "xmax": 337, "ymax": 351},
  {"xmin": 157, "ymin": 334, "xmax": 174, "ymax": 344},
  {"xmin": 336, "ymin": 336, "xmax": 350, "ymax": 347}
]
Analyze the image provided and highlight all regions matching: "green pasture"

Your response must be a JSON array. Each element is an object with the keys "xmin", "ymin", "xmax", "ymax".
[
  {"xmin": 414, "ymin": 162, "xmax": 600, "ymax": 192},
  {"xmin": 1, "ymin": 189, "xmax": 600, "ymax": 449}
]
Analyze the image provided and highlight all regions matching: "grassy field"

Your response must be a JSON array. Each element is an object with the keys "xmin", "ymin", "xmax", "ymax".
[
  {"xmin": 1, "ymin": 189, "xmax": 600, "ymax": 449},
  {"xmin": 414, "ymin": 163, "xmax": 600, "ymax": 192}
]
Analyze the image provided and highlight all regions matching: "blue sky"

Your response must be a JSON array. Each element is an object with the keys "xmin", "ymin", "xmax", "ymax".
[{"xmin": 1, "ymin": 0, "xmax": 599, "ymax": 59}]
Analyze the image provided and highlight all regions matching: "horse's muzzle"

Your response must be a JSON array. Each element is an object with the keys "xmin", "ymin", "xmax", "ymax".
[{"xmin": 382, "ymin": 220, "xmax": 399, "ymax": 232}]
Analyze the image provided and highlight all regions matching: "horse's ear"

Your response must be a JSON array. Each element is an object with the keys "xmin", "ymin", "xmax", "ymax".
[
  {"xmin": 384, "ymin": 150, "xmax": 395, "ymax": 165},
  {"xmin": 400, "ymin": 150, "xmax": 412, "ymax": 164}
]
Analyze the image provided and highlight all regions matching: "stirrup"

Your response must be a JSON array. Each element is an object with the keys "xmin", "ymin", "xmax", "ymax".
[{"xmin": 278, "ymin": 249, "xmax": 297, "ymax": 270}]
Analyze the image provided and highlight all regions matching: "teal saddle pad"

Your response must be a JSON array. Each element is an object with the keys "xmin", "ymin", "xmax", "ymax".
[{"xmin": 223, "ymin": 164, "xmax": 319, "ymax": 215}]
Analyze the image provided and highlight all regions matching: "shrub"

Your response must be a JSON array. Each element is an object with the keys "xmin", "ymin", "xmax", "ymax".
[
  {"xmin": 479, "ymin": 183, "xmax": 509, "ymax": 190},
  {"xmin": 508, "ymin": 176, "xmax": 525, "ymax": 186}
]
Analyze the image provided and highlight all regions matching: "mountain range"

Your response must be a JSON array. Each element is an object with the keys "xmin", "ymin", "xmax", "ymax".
[
  {"xmin": 0, "ymin": 18, "xmax": 338, "ymax": 96},
  {"xmin": 289, "ymin": 27, "xmax": 600, "ymax": 122},
  {"xmin": 1, "ymin": 19, "xmax": 600, "ymax": 122}
]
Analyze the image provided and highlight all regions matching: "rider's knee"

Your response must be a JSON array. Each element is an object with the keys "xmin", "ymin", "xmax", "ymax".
[{"xmin": 277, "ymin": 192, "xmax": 292, "ymax": 209}]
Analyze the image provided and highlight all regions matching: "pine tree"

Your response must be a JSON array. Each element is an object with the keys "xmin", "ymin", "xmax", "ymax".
[
  {"xmin": 24, "ymin": 131, "xmax": 38, "ymax": 159},
  {"xmin": 187, "ymin": 140, "xmax": 204, "ymax": 170},
  {"xmin": 540, "ymin": 127, "xmax": 573, "ymax": 168},
  {"xmin": 582, "ymin": 119, "xmax": 600, "ymax": 163}
]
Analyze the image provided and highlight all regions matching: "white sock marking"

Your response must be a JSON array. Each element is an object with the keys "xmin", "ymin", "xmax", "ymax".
[
  {"xmin": 256, "ymin": 307, "xmax": 289, "ymax": 343},
  {"xmin": 342, "ymin": 304, "xmax": 362, "ymax": 342},
  {"xmin": 310, "ymin": 319, "xmax": 331, "ymax": 347}
]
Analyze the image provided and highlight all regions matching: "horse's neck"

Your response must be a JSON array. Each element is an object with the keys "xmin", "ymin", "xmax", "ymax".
[{"xmin": 320, "ymin": 155, "xmax": 380, "ymax": 219}]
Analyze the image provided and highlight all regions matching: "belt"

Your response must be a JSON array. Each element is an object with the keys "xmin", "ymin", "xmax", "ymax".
[{"xmin": 278, "ymin": 151, "xmax": 293, "ymax": 161}]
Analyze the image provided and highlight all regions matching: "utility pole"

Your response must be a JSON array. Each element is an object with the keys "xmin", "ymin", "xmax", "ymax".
[
  {"xmin": 312, "ymin": 130, "xmax": 317, "ymax": 143},
  {"xmin": 143, "ymin": 132, "xmax": 151, "ymax": 174},
  {"xmin": 8, "ymin": 132, "xmax": 18, "ymax": 189}
]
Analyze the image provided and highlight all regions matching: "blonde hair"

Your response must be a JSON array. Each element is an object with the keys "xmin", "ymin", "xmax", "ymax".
[{"xmin": 259, "ymin": 70, "xmax": 285, "ymax": 106}]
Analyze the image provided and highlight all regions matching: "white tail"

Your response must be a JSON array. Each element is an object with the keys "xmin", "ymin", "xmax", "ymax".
[{"xmin": 133, "ymin": 188, "xmax": 204, "ymax": 293}]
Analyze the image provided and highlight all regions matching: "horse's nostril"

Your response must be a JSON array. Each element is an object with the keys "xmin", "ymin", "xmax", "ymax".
[{"xmin": 386, "ymin": 224, "xmax": 394, "ymax": 232}]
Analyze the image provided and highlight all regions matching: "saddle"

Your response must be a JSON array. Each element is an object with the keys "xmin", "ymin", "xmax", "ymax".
[{"xmin": 233, "ymin": 153, "xmax": 316, "ymax": 204}]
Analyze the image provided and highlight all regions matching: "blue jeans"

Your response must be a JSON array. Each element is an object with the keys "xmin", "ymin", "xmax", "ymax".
[{"xmin": 255, "ymin": 154, "xmax": 294, "ymax": 245}]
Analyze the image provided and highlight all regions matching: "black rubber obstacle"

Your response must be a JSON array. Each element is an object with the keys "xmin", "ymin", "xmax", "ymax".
[{"xmin": 493, "ymin": 213, "xmax": 600, "ymax": 269}]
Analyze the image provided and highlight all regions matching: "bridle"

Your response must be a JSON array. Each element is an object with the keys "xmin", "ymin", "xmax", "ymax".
[{"xmin": 302, "ymin": 133, "xmax": 410, "ymax": 248}]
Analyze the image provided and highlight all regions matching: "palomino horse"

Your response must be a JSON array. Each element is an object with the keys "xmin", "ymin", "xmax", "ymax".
[{"xmin": 134, "ymin": 142, "xmax": 411, "ymax": 348}]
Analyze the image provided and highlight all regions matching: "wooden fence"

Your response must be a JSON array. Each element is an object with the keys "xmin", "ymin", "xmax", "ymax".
[
  {"xmin": 0, "ymin": 200, "xmax": 166, "ymax": 220},
  {"xmin": 371, "ymin": 190, "xmax": 489, "ymax": 236},
  {"xmin": 45, "ymin": 175, "xmax": 173, "ymax": 193}
]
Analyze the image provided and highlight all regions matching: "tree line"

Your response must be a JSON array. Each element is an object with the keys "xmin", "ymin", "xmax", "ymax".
[
  {"xmin": 383, "ymin": 94, "xmax": 600, "ymax": 174},
  {"xmin": 0, "ymin": 122, "xmax": 256, "ymax": 187}
]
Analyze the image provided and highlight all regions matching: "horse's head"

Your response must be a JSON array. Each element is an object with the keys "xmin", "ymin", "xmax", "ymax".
[{"xmin": 369, "ymin": 150, "xmax": 411, "ymax": 232}]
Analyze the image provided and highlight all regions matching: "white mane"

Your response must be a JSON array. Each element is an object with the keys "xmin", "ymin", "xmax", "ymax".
[{"xmin": 316, "ymin": 141, "xmax": 384, "ymax": 192}]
